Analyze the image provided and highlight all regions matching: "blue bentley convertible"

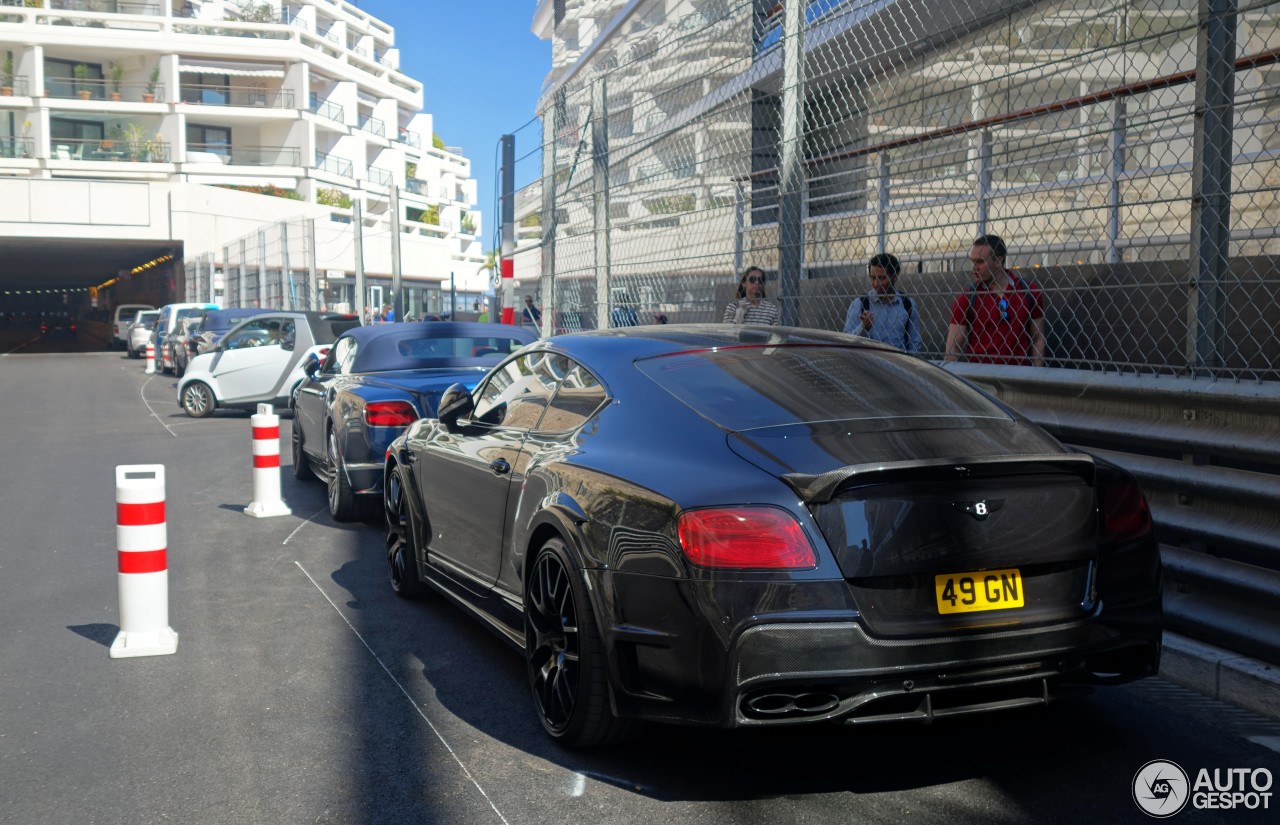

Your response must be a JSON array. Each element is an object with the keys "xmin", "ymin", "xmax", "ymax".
[{"xmin": 291, "ymin": 321, "xmax": 537, "ymax": 520}]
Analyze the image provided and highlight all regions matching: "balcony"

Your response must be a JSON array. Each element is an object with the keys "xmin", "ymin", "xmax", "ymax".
[
  {"xmin": 315, "ymin": 151, "xmax": 353, "ymax": 178},
  {"xmin": 1, "ymin": 77, "xmax": 30, "ymax": 96},
  {"xmin": 50, "ymin": 136, "xmax": 169, "ymax": 162},
  {"xmin": 404, "ymin": 178, "xmax": 430, "ymax": 197},
  {"xmin": 45, "ymin": 78, "xmax": 165, "ymax": 104},
  {"xmin": 0, "ymin": 136, "xmax": 33, "ymax": 158},
  {"xmin": 358, "ymin": 115, "xmax": 385, "ymax": 139},
  {"xmin": 180, "ymin": 84, "xmax": 295, "ymax": 109},
  {"xmin": 310, "ymin": 99, "xmax": 345, "ymax": 124},
  {"xmin": 365, "ymin": 167, "xmax": 392, "ymax": 190},
  {"xmin": 45, "ymin": 0, "xmax": 163, "ymax": 13},
  {"xmin": 397, "ymin": 129, "xmax": 422, "ymax": 149},
  {"xmin": 185, "ymin": 143, "xmax": 300, "ymax": 166}
]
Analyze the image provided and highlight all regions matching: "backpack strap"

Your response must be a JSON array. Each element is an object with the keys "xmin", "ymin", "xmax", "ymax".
[{"xmin": 901, "ymin": 295, "xmax": 913, "ymax": 339}]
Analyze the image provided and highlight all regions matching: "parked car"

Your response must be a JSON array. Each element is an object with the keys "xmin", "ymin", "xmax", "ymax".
[
  {"xmin": 383, "ymin": 324, "xmax": 1162, "ymax": 747},
  {"xmin": 292, "ymin": 321, "xmax": 537, "ymax": 521},
  {"xmin": 176, "ymin": 311, "xmax": 360, "ymax": 418},
  {"xmin": 126, "ymin": 310, "xmax": 161, "ymax": 358},
  {"xmin": 169, "ymin": 317, "xmax": 201, "ymax": 377},
  {"xmin": 152, "ymin": 302, "xmax": 219, "ymax": 374},
  {"xmin": 40, "ymin": 317, "xmax": 77, "ymax": 340},
  {"xmin": 111, "ymin": 303, "xmax": 154, "ymax": 350},
  {"xmin": 189, "ymin": 307, "xmax": 277, "ymax": 355}
]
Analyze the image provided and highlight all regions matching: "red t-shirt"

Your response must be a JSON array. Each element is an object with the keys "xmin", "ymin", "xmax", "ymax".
[{"xmin": 948, "ymin": 274, "xmax": 1043, "ymax": 365}]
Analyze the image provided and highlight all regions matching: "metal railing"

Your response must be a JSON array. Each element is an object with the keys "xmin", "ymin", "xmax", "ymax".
[
  {"xmin": 50, "ymin": 136, "xmax": 169, "ymax": 162},
  {"xmin": 180, "ymin": 84, "xmax": 294, "ymax": 109},
  {"xmin": 44, "ymin": 78, "xmax": 164, "ymax": 103},
  {"xmin": 358, "ymin": 114, "xmax": 385, "ymax": 139},
  {"xmin": 0, "ymin": 136, "xmax": 32, "ymax": 158},
  {"xmin": 314, "ymin": 151, "xmax": 353, "ymax": 178},
  {"xmin": 310, "ymin": 99, "xmax": 344, "ymax": 124},
  {"xmin": 48, "ymin": 0, "xmax": 163, "ymax": 14},
  {"xmin": 186, "ymin": 143, "xmax": 299, "ymax": 167}
]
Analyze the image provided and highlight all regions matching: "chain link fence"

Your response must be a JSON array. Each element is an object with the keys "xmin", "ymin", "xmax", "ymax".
[
  {"xmin": 510, "ymin": 0, "xmax": 1280, "ymax": 380},
  {"xmin": 184, "ymin": 219, "xmax": 321, "ymax": 311}
]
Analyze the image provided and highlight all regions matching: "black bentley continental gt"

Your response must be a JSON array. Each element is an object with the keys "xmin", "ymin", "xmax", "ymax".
[{"xmin": 383, "ymin": 325, "xmax": 1161, "ymax": 747}]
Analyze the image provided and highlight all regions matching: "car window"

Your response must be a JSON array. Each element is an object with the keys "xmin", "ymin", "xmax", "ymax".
[
  {"xmin": 330, "ymin": 337, "xmax": 357, "ymax": 374},
  {"xmin": 537, "ymin": 362, "xmax": 607, "ymax": 433},
  {"xmin": 472, "ymin": 352, "xmax": 561, "ymax": 431},
  {"xmin": 224, "ymin": 318, "xmax": 293, "ymax": 349},
  {"xmin": 636, "ymin": 346, "xmax": 1012, "ymax": 432}
]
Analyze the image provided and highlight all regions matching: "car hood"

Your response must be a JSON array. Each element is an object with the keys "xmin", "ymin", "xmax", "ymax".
[{"xmin": 726, "ymin": 416, "xmax": 1078, "ymax": 504}]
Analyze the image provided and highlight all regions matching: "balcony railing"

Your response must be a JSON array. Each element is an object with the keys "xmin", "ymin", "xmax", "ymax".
[
  {"xmin": 1, "ymin": 77, "xmax": 29, "ymax": 96},
  {"xmin": 358, "ymin": 115, "xmax": 385, "ymax": 139},
  {"xmin": 45, "ymin": 78, "xmax": 165, "ymax": 103},
  {"xmin": 397, "ymin": 129, "xmax": 421, "ymax": 148},
  {"xmin": 366, "ymin": 167, "xmax": 392, "ymax": 190},
  {"xmin": 51, "ymin": 136, "xmax": 170, "ymax": 162},
  {"xmin": 186, "ymin": 143, "xmax": 300, "ymax": 166},
  {"xmin": 180, "ymin": 84, "xmax": 295, "ymax": 109},
  {"xmin": 47, "ymin": 0, "xmax": 163, "ymax": 14},
  {"xmin": 315, "ymin": 151, "xmax": 353, "ymax": 178},
  {"xmin": 310, "ymin": 99, "xmax": 344, "ymax": 124},
  {"xmin": 0, "ymin": 136, "xmax": 33, "ymax": 159},
  {"xmin": 404, "ymin": 178, "xmax": 430, "ymax": 197}
]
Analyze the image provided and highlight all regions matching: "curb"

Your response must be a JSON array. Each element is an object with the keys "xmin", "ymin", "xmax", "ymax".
[{"xmin": 1160, "ymin": 632, "xmax": 1280, "ymax": 722}]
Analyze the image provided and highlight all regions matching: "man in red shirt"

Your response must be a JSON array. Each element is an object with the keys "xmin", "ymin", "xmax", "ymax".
[{"xmin": 944, "ymin": 234, "xmax": 1045, "ymax": 366}]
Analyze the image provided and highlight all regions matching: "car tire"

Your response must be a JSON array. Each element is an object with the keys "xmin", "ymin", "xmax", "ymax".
[
  {"xmin": 385, "ymin": 465, "xmax": 426, "ymax": 600},
  {"xmin": 173, "ymin": 357, "xmax": 185, "ymax": 379},
  {"xmin": 180, "ymin": 381, "xmax": 215, "ymax": 418},
  {"xmin": 291, "ymin": 421, "xmax": 311, "ymax": 481},
  {"xmin": 526, "ymin": 537, "xmax": 638, "ymax": 748},
  {"xmin": 127, "ymin": 348, "xmax": 139, "ymax": 359},
  {"xmin": 327, "ymin": 428, "xmax": 364, "ymax": 522}
]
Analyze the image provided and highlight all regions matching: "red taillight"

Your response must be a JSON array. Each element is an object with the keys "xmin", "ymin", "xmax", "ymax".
[
  {"xmin": 676, "ymin": 507, "xmax": 817, "ymax": 569},
  {"xmin": 317, "ymin": 347, "xmax": 330, "ymax": 357},
  {"xmin": 364, "ymin": 400, "xmax": 418, "ymax": 427},
  {"xmin": 1102, "ymin": 478, "xmax": 1153, "ymax": 542},
  {"xmin": 69, "ymin": 324, "xmax": 76, "ymax": 331}
]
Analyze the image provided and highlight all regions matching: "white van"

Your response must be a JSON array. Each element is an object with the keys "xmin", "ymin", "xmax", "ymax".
[
  {"xmin": 152, "ymin": 302, "xmax": 219, "ymax": 374},
  {"xmin": 111, "ymin": 304, "xmax": 154, "ymax": 349}
]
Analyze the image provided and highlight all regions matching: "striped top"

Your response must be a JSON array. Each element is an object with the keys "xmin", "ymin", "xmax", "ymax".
[{"xmin": 722, "ymin": 299, "xmax": 780, "ymax": 325}]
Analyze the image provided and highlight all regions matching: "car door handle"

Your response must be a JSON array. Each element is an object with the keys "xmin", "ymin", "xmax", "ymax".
[{"xmin": 490, "ymin": 458, "xmax": 510, "ymax": 476}]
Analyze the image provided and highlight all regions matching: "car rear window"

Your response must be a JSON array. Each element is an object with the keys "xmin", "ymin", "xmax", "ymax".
[
  {"xmin": 635, "ymin": 346, "xmax": 1011, "ymax": 432},
  {"xmin": 313, "ymin": 316, "xmax": 361, "ymax": 342},
  {"xmin": 396, "ymin": 335, "xmax": 528, "ymax": 361}
]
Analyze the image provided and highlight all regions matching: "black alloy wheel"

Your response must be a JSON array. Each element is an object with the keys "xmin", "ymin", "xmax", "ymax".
[
  {"xmin": 525, "ymin": 538, "xmax": 637, "ymax": 748},
  {"xmin": 291, "ymin": 420, "xmax": 310, "ymax": 481},
  {"xmin": 180, "ymin": 381, "xmax": 215, "ymax": 418},
  {"xmin": 326, "ymin": 428, "xmax": 362, "ymax": 522},
  {"xmin": 385, "ymin": 465, "xmax": 425, "ymax": 599}
]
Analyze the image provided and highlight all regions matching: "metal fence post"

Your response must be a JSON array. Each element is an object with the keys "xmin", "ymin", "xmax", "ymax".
[
  {"xmin": 389, "ymin": 183, "xmax": 403, "ymax": 322},
  {"xmin": 777, "ymin": 0, "xmax": 805, "ymax": 326},
  {"xmin": 238, "ymin": 238, "xmax": 247, "ymax": 309},
  {"xmin": 975, "ymin": 128, "xmax": 992, "ymax": 236},
  {"xmin": 307, "ymin": 218, "xmax": 318, "ymax": 311},
  {"xmin": 257, "ymin": 228, "xmax": 267, "ymax": 309},
  {"xmin": 591, "ymin": 78, "xmax": 611, "ymax": 331},
  {"xmin": 876, "ymin": 152, "xmax": 890, "ymax": 255},
  {"xmin": 280, "ymin": 221, "xmax": 293, "ymax": 311},
  {"xmin": 541, "ymin": 108, "xmax": 557, "ymax": 337},
  {"xmin": 1188, "ymin": 0, "xmax": 1237, "ymax": 376},
  {"xmin": 1106, "ymin": 98, "xmax": 1127, "ymax": 266},
  {"xmin": 353, "ymin": 200, "xmax": 366, "ymax": 322},
  {"xmin": 733, "ymin": 178, "xmax": 745, "ymax": 278}
]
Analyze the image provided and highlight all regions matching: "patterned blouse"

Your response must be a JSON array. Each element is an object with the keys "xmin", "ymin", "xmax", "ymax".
[{"xmin": 722, "ymin": 299, "xmax": 780, "ymax": 325}]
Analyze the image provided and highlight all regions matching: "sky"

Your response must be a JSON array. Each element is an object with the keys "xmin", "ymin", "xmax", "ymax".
[{"xmin": 358, "ymin": 1, "xmax": 551, "ymax": 253}]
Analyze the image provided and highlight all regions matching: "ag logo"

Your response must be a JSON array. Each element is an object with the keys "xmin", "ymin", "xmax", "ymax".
[
  {"xmin": 1133, "ymin": 759, "xmax": 1190, "ymax": 817},
  {"xmin": 952, "ymin": 499, "xmax": 1002, "ymax": 521}
]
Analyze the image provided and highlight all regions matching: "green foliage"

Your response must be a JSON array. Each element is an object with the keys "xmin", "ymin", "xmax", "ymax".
[
  {"xmin": 420, "ymin": 204, "xmax": 439, "ymax": 225},
  {"xmin": 145, "ymin": 65, "xmax": 159, "ymax": 95},
  {"xmin": 431, "ymin": 132, "xmax": 445, "ymax": 151},
  {"xmin": 315, "ymin": 187, "xmax": 352, "ymax": 208},
  {"xmin": 460, "ymin": 212, "xmax": 476, "ymax": 234},
  {"xmin": 519, "ymin": 212, "xmax": 541, "ymax": 228},
  {"xmin": 109, "ymin": 62, "xmax": 123, "ymax": 92},
  {"xmin": 643, "ymin": 194, "xmax": 696, "ymax": 215},
  {"xmin": 217, "ymin": 184, "xmax": 303, "ymax": 201},
  {"xmin": 2, "ymin": 54, "xmax": 13, "ymax": 85},
  {"xmin": 405, "ymin": 161, "xmax": 417, "ymax": 179}
]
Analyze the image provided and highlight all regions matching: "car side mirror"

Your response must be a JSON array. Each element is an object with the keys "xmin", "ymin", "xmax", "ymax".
[
  {"xmin": 437, "ymin": 383, "xmax": 474, "ymax": 430},
  {"xmin": 303, "ymin": 353, "xmax": 321, "ymax": 377}
]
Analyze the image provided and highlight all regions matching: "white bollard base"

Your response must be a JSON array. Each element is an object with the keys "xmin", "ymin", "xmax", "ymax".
[
  {"xmin": 110, "ymin": 626, "xmax": 178, "ymax": 659},
  {"xmin": 244, "ymin": 499, "xmax": 292, "ymax": 518}
]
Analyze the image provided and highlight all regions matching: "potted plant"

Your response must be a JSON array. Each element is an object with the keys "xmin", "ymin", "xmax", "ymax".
[
  {"xmin": 109, "ymin": 62, "xmax": 123, "ymax": 101},
  {"xmin": 2, "ymin": 55, "xmax": 13, "ymax": 97},
  {"xmin": 142, "ymin": 66, "xmax": 159, "ymax": 103},
  {"xmin": 121, "ymin": 122, "xmax": 147, "ymax": 160},
  {"xmin": 73, "ymin": 63, "xmax": 92, "ymax": 100}
]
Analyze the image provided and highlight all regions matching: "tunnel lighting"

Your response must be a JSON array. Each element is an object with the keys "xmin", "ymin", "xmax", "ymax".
[{"xmin": 128, "ymin": 254, "xmax": 174, "ymax": 277}]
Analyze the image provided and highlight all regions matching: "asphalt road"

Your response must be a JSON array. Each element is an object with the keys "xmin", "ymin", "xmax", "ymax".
[{"xmin": 2, "ymin": 345, "xmax": 1279, "ymax": 825}]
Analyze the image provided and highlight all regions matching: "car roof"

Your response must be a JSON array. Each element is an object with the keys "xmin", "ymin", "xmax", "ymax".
[
  {"xmin": 339, "ymin": 321, "xmax": 537, "ymax": 372},
  {"xmin": 529, "ymin": 323, "xmax": 885, "ymax": 361}
]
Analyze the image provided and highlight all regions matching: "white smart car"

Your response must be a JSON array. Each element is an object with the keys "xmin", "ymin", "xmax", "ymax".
[{"xmin": 176, "ymin": 311, "xmax": 360, "ymax": 417}]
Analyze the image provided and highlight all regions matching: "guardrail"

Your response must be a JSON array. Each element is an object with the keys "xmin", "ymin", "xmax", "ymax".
[{"xmin": 946, "ymin": 363, "xmax": 1280, "ymax": 667}]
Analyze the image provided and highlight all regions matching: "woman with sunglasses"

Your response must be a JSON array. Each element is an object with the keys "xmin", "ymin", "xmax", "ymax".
[{"xmin": 723, "ymin": 266, "xmax": 780, "ymax": 324}]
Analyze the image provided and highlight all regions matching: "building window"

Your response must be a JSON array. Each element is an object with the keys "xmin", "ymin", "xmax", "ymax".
[
  {"xmin": 181, "ymin": 73, "xmax": 230, "ymax": 106},
  {"xmin": 187, "ymin": 124, "xmax": 231, "ymax": 155}
]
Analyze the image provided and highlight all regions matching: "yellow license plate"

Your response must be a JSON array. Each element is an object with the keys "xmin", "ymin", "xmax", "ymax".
[{"xmin": 935, "ymin": 568, "xmax": 1025, "ymax": 614}]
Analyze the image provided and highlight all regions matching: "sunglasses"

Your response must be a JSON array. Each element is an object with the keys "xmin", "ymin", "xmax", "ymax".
[
  {"xmin": 744, "ymin": 276, "xmax": 763, "ymax": 284},
  {"xmin": 998, "ymin": 298, "xmax": 1009, "ymax": 321}
]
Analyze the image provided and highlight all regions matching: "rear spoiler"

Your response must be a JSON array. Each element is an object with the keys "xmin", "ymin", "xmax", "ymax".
[{"xmin": 782, "ymin": 453, "xmax": 1097, "ymax": 504}]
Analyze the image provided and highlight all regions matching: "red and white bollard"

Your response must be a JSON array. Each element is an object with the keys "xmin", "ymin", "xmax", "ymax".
[
  {"xmin": 245, "ymin": 403, "xmax": 291, "ymax": 518},
  {"xmin": 144, "ymin": 343, "xmax": 156, "ymax": 374},
  {"xmin": 111, "ymin": 464, "xmax": 178, "ymax": 658}
]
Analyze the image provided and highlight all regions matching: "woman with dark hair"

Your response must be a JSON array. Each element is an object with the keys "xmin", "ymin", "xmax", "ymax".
[{"xmin": 722, "ymin": 266, "xmax": 780, "ymax": 324}]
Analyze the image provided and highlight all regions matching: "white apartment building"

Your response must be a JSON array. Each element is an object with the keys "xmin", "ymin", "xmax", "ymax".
[{"xmin": 0, "ymin": 0, "xmax": 484, "ymax": 316}]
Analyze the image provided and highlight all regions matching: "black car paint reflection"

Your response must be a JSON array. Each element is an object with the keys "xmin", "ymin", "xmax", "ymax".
[{"xmin": 384, "ymin": 325, "xmax": 1162, "ymax": 748}]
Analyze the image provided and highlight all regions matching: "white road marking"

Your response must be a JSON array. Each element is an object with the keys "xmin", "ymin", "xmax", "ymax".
[
  {"xmin": 139, "ymin": 376, "xmax": 179, "ymax": 438},
  {"xmin": 293, "ymin": 560, "xmax": 512, "ymax": 825},
  {"xmin": 281, "ymin": 507, "xmax": 328, "ymax": 545}
]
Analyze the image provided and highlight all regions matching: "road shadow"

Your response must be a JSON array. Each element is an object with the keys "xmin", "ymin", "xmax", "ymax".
[{"xmin": 68, "ymin": 623, "xmax": 117, "ymax": 648}]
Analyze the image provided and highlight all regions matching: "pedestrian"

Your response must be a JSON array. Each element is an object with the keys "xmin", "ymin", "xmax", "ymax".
[
  {"xmin": 522, "ymin": 295, "xmax": 542, "ymax": 327},
  {"xmin": 944, "ymin": 233, "xmax": 1045, "ymax": 366},
  {"xmin": 722, "ymin": 266, "xmax": 780, "ymax": 324},
  {"xmin": 842, "ymin": 252, "xmax": 920, "ymax": 353},
  {"xmin": 382, "ymin": 303, "xmax": 395, "ymax": 323},
  {"xmin": 610, "ymin": 293, "xmax": 640, "ymax": 327}
]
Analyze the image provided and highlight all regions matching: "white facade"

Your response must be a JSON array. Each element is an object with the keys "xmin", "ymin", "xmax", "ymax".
[{"xmin": 0, "ymin": 0, "xmax": 485, "ymax": 299}]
